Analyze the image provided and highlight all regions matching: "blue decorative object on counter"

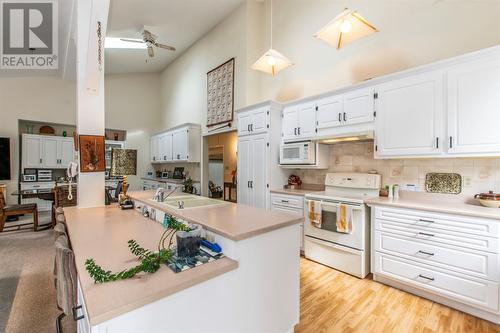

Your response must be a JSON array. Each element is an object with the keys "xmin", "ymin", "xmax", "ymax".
[{"xmin": 200, "ymin": 239, "xmax": 222, "ymax": 253}]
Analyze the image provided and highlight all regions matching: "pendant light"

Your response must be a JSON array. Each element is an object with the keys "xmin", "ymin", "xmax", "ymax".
[
  {"xmin": 251, "ymin": 0, "xmax": 293, "ymax": 76},
  {"xmin": 315, "ymin": 8, "xmax": 378, "ymax": 49}
]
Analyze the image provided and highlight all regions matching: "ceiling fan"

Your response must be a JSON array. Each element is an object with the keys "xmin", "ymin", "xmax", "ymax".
[{"xmin": 120, "ymin": 29, "xmax": 176, "ymax": 58}]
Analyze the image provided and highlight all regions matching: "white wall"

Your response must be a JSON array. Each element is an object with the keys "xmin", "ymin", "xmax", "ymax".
[{"xmin": 105, "ymin": 73, "xmax": 162, "ymax": 190}]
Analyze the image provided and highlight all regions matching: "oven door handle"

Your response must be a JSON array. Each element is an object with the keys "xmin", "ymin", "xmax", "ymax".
[
  {"xmin": 305, "ymin": 236, "xmax": 362, "ymax": 255},
  {"xmin": 306, "ymin": 200, "xmax": 363, "ymax": 210}
]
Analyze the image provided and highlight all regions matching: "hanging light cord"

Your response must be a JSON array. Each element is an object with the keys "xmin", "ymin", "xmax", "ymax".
[{"xmin": 270, "ymin": 0, "xmax": 273, "ymax": 49}]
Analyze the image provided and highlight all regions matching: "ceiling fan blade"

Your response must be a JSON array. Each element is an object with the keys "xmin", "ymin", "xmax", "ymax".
[
  {"xmin": 120, "ymin": 38, "xmax": 145, "ymax": 44},
  {"xmin": 155, "ymin": 43, "xmax": 176, "ymax": 51},
  {"xmin": 147, "ymin": 46, "xmax": 154, "ymax": 57}
]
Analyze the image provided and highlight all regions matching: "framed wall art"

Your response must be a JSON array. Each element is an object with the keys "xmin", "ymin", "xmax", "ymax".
[
  {"xmin": 79, "ymin": 135, "xmax": 105, "ymax": 173},
  {"xmin": 207, "ymin": 58, "xmax": 235, "ymax": 126}
]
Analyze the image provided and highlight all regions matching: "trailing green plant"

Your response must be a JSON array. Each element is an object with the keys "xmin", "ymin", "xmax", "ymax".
[{"xmin": 85, "ymin": 215, "xmax": 193, "ymax": 283}]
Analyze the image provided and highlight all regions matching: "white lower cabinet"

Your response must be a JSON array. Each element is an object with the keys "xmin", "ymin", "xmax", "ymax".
[
  {"xmin": 270, "ymin": 192, "xmax": 304, "ymax": 252},
  {"xmin": 76, "ymin": 280, "xmax": 91, "ymax": 333},
  {"xmin": 372, "ymin": 206, "xmax": 500, "ymax": 322}
]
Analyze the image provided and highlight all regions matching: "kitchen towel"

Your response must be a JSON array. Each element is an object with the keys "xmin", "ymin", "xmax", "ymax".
[
  {"xmin": 308, "ymin": 200, "xmax": 322, "ymax": 228},
  {"xmin": 336, "ymin": 204, "xmax": 353, "ymax": 234}
]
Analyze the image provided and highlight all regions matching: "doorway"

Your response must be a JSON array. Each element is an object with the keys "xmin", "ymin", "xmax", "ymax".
[{"xmin": 206, "ymin": 131, "xmax": 237, "ymax": 202}]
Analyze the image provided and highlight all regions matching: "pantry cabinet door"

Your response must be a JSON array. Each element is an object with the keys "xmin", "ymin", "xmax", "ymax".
[
  {"xmin": 250, "ymin": 107, "xmax": 268, "ymax": 135},
  {"xmin": 282, "ymin": 106, "xmax": 298, "ymax": 141},
  {"xmin": 42, "ymin": 137, "xmax": 59, "ymax": 168},
  {"xmin": 23, "ymin": 135, "xmax": 43, "ymax": 169},
  {"xmin": 251, "ymin": 134, "xmax": 268, "ymax": 210},
  {"xmin": 375, "ymin": 71, "xmax": 444, "ymax": 157},
  {"xmin": 59, "ymin": 138, "xmax": 75, "ymax": 167},
  {"xmin": 237, "ymin": 111, "xmax": 252, "ymax": 137},
  {"xmin": 343, "ymin": 87, "xmax": 375, "ymax": 126},
  {"xmin": 316, "ymin": 95, "xmax": 343, "ymax": 129},
  {"xmin": 237, "ymin": 137, "xmax": 252, "ymax": 206},
  {"xmin": 296, "ymin": 102, "xmax": 316, "ymax": 139},
  {"xmin": 447, "ymin": 54, "xmax": 500, "ymax": 155}
]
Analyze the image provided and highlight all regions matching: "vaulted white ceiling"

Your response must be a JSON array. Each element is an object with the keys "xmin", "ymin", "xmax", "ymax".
[{"xmin": 105, "ymin": 0, "xmax": 245, "ymax": 74}]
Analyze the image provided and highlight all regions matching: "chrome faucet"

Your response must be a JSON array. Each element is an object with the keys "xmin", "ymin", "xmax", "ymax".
[
  {"xmin": 153, "ymin": 185, "xmax": 181, "ymax": 202},
  {"xmin": 177, "ymin": 200, "xmax": 185, "ymax": 209}
]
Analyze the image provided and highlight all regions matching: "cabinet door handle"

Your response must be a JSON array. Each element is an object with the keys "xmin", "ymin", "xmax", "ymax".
[
  {"xmin": 418, "ymin": 250, "xmax": 435, "ymax": 256},
  {"xmin": 343, "ymin": 112, "xmax": 347, "ymax": 122},
  {"xmin": 251, "ymin": 181, "xmax": 253, "ymax": 188},
  {"xmin": 418, "ymin": 218, "xmax": 434, "ymax": 223},
  {"xmin": 418, "ymin": 232, "xmax": 434, "ymax": 237},
  {"xmin": 297, "ymin": 127, "xmax": 301, "ymax": 135},
  {"xmin": 294, "ymin": 127, "xmax": 297, "ymax": 135},
  {"xmin": 338, "ymin": 113, "xmax": 341, "ymax": 122},
  {"xmin": 435, "ymin": 137, "xmax": 439, "ymax": 149},
  {"xmin": 418, "ymin": 274, "xmax": 435, "ymax": 281},
  {"xmin": 153, "ymin": 156, "xmax": 156, "ymax": 161},
  {"xmin": 250, "ymin": 124, "xmax": 253, "ymax": 132},
  {"xmin": 247, "ymin": 180, "xmax": 250, "ymax": 188},
  {"xmin": 72, "ymin": 305, "xmax": 84, "ymax": 321},
  {"xmin": 40, "ymin": 158, "xmax": 42, "ymax": 164},
  {"xmin": 449, "ymin": 136, "xmax": 453, "ymax": 148}
]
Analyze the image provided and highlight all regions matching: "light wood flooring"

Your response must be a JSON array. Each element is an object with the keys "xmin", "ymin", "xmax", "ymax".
[{"xmin": 295, "ymin": 257, "xmax": 500, "ymax": 333}]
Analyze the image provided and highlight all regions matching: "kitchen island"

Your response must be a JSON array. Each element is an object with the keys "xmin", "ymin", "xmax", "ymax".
[{"xmin": 64, "ymin": 191, "xmax": 302, "ymax": 333}]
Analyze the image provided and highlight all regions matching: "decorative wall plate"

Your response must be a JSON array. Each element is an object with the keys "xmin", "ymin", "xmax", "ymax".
[{"xmin": 425, "ymin": 173, "xmax": 462, "ymax": 194}]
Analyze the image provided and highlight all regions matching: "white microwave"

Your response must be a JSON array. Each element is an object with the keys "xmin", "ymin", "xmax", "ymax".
[{"xmin": 279, "ymin": 141, "xmax": 316, "ymax": 165}]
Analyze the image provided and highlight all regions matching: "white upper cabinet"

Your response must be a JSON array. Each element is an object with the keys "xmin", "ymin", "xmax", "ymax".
[
  {"xmin": 150, "ymin": 124, "xmax": 200, "ymax": 164},
  {"xmin": 172, "ymin": 129, "xmax": 188, "ymax": 161},
  {"xmin": 42, "ymin": 137, "xmax": 59, "ymax": 168},
  {"xmin": 375, "ymin": 71, "xmax": 444, "ymax": 158},
  {"xmin": 158, "ymin": 133, "xmax": 172, "ymax": 162},
  {"xmin": 23, "ymin": 135, "xmax": 43, "ymax": 169},
  {"xmin": 316, "ymin": 95, "xmax": 343, "ymax": 129},
  {"xmin": 446, "ymin": 54, "xmax": 500, "ymax": 155},
  {"xmin": 343, "ymin": 87, "xmax": 375, "ymax": 126},
  {"xmin": 237, "ymin": 106, "xmax": 269, "ymax": 136},
  {"xmin": 283, "ymin": 101, "xmax": 316, "ymax": 141},
  {"xmin": 22, "ymin": 134, "xmax": 75, "ymax": 170}
]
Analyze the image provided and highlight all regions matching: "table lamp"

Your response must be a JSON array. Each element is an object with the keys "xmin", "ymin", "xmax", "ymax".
[{"xmin": 110, "ymin": 148, "xmax": 137, "ymax": 208}]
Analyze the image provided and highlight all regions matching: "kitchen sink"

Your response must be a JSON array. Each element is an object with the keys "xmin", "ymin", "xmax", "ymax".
[{"xmin": 150, "ymin": 195, "xmax": 228, "ymax": 209}]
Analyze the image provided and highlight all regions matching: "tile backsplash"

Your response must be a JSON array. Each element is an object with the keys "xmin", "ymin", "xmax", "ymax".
[{"xmin": 293, "ymin": 141, "xmax": 500, "ymax": 196}]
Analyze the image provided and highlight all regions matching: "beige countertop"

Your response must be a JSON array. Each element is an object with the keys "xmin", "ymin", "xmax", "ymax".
[
  {"xmin": 64, "ymin": 206, "xmax": 238, "ymax": 326},
  {"xmin": 129, "ymin": 191, "xmax": 304, "ymax": 241},
  {"xmin": 270, "ymin": 184, "xmax": 325, "ymax": 197},
  {"xmin": 365, "ymin": 191, "xmax": 500, "ymax": 221}
]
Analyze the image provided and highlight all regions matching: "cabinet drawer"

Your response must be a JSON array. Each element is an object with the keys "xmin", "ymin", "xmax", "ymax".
[
  {"xmin": 375, "ymin": 207, "xmax": 499, "ymax": 239},
  {"xmin": 271, "ymin": 193, "xmax": 304, "ymax": 210},
  {"xmin": 271, "ymin": 205, "xmax": 303, "ymax": 217},
  {"xmin": 375, "ymin": 231, "xmax": 499, "ymax": 280},
  {"xmin": 374, "ymin": 253, "xmax": 499, "ymax": 313},
  {"xmin": 375, "ymin": 218, "xmax": 498, "ymax": 253}
]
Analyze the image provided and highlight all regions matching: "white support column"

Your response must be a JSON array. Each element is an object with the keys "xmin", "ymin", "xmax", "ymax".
[{"xmin": 76, "ymin": 0, "xmax": 110, "ymax": 208}]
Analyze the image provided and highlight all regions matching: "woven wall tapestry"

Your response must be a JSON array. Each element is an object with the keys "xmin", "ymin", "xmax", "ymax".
[{"xmin": 207, "ymin": 58, "xmax": 234, "ymax": 126}]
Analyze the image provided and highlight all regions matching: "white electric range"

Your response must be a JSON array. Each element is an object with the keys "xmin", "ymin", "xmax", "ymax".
[{"xmin": 304, "ymin": 172, "xmax": 381, "ymax": 278}]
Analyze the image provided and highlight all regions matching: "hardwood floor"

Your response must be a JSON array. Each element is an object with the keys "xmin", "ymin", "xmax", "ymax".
[{"xmin": 295, "ymin": 258, "xmax": 500, "ymax": 333}]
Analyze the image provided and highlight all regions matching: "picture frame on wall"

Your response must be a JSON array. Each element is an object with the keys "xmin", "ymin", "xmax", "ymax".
[
  {"xmin": 207, "ymin": 58, "xmax": 235, "ymax": 126},
  {"xmin": 79, "ymin": 135, "xmax": 106, "ymax": 173}
]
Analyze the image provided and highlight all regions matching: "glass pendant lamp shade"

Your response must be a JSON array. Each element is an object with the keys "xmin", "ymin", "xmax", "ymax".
[
  {"xmin": 251, "ymin": 48, "xmax": 293, "ymax": 76},
  {"xmin": 251, "ymin": 0, "xmax": 293, "ymax": 76},
  {"xmin": 315, "ymin": 9, "xmax": 378, "ymax": 49}
]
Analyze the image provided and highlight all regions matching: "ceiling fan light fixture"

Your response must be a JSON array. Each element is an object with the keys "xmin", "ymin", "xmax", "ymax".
[
  {"xmin": 315, "ymin": 8, "xmax": 378, "ymax": 49},
  {"xmin": 251, "ymin": 48, "xmax": 293, "ymax": 76},
  {"xmin": 105, "ymin": 37, "xmax": 147, "ymax": 49}
]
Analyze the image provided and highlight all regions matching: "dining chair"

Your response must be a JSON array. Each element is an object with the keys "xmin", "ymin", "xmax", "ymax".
[{"xmin": 0, "ymin": 191, "xmax": 38, "ymax": 232}]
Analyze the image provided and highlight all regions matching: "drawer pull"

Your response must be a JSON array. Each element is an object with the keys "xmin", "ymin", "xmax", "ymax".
[
  {"xmin": 418, "ymin": 218, "xmax": 434, "ymax": 223},
  {"xmin": 281, "ymin": 200, "xmax": 289, "ymax": 203},
  {"xmin": 417, "ymin": 250, "xmax": 435, "ymax": 256},
  {"xmin": 72, "ymin": 305, "xmax": 84, "ymax": 321},
  {"xmin": 418, "ymin": 232, "xmax": 435, "ymax": 237},
  {"xmin": 418, "ymin": 274, "xmax": 435, "ymax": 281}
]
